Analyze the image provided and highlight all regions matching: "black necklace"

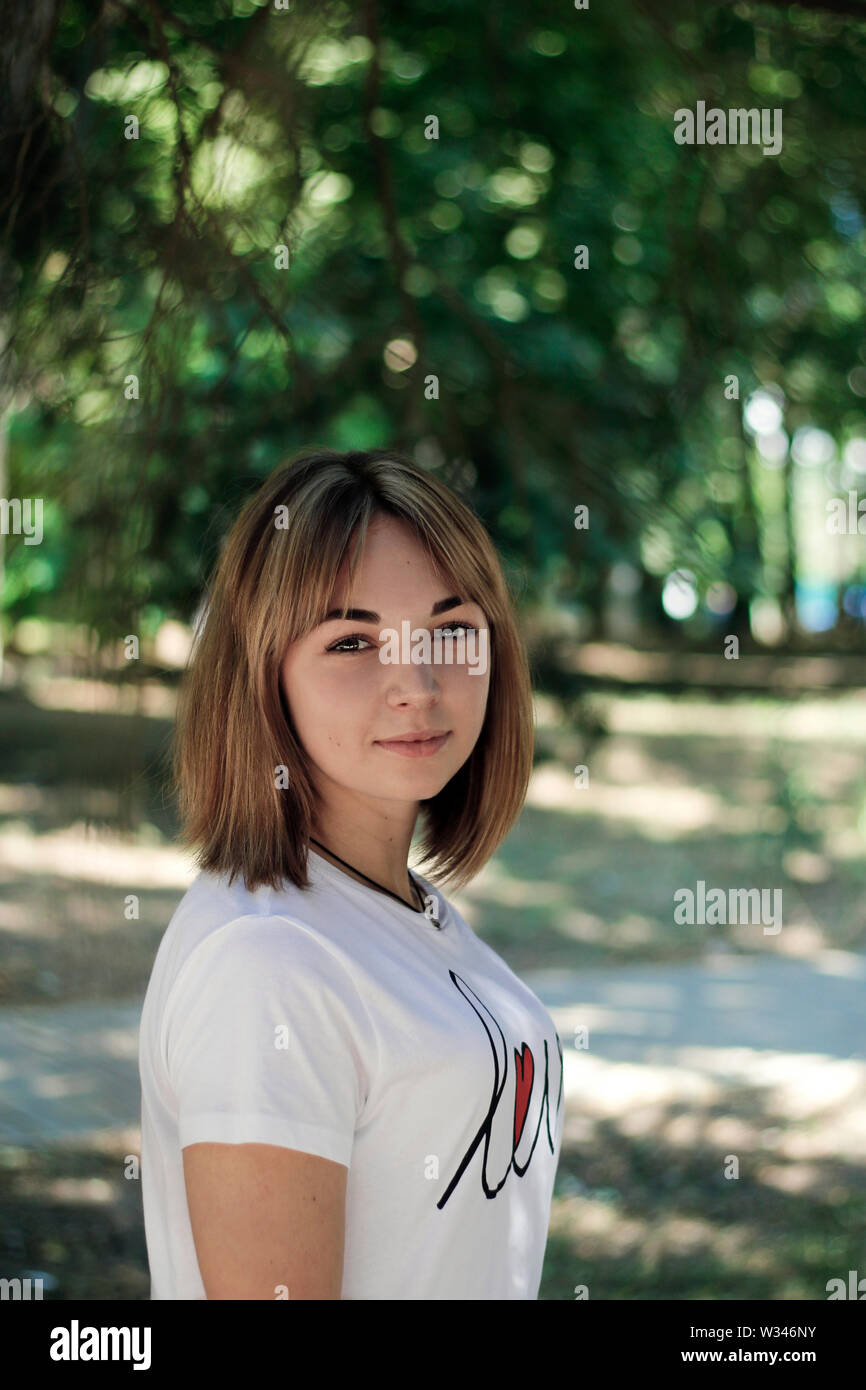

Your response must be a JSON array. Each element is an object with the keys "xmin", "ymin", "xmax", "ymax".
[{"xmin": 309, "ymin": 837, "xmax": 442, "ymax": 929}]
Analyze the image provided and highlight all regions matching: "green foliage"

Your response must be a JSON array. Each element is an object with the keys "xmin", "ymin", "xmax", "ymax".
[{"xmin": 3, "ymin": 0, "xmax": 866, "ymax": 644}]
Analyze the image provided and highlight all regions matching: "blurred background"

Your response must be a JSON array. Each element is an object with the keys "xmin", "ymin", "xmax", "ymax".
[{"xmin": 1, "ymin": 0, "xmax": 865, "ymax": 1299}]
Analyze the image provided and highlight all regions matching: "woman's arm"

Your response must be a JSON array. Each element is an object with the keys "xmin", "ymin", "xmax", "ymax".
[{"xmin": 182, "ymin": 1142, "xmax": 348, "ymax": 1299}]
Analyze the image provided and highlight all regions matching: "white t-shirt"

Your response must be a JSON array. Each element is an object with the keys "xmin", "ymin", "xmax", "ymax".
[{"xmin": 138, "ymin": 848, "xmax": 564, "ymax": 1300}]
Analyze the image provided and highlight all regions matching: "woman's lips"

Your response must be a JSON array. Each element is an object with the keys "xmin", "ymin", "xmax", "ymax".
[{"xmin": 375, "ymin": 732, "xmax": 451, "ymax": 758}]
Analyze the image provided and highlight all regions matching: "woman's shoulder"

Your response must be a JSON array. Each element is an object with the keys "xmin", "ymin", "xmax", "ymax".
[
  {"xmin": 172, "ymin": 866, "xmax": 272, "ymax": 926},
  {"xmin": 153, "ymin": 868, "xmax": 346, "ymax": 991}
]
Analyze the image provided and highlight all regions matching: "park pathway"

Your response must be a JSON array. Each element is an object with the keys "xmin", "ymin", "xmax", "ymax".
[{"xmin": 1, "ymin": 947, "xmax": 865, "ymax": 1157}]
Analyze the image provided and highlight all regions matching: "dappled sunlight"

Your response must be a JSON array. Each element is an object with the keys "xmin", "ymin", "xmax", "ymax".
[
  {"xmin": 813, "ymin": 948, "xmax": 866, "ymax": 978},
  {"xmin": 33, "ymin": 1073, "xmax": 93, "ymax": 1100},
  {"xmin": 558, "ymin": 1047, "xmax": 866, "ymax": 1163},
  {"xmin": 552, "ymin": 1194, "xmax": 647, "ymax": 1256},
  {"xmin": 549, "ymin": 1192, "xmax": 784, "ymax": 1276},
  {"xmin": 527, "ymin": 763, "xmax": 736, "ymax": 837},
  {"xmin": 783, "ymin": 849, "xmax": 833, "ymax": 883},
  {"xmin": 0, "ymin": 793, "xmax": 190, "ymax": 1002},
  {"xmin": 453, "ymin": 858, "xmax": 563, "ymax": 908},
  {"xmin": 599, "ymin": 692, "xmax": 866, "ymax": 744},
  {"xmin": 757, "ymin": 1163, "xmax": 827, "ymax": 1196},
  {"xmin": 0, "ymin": 822, "xmax": 194, "ymax": 888},
  {"xmin": 42, "ymin": 1177, "xmax": 116, "ymax": 1205},
  {"xmin": 488, "ymin": 688, "xmax": 866, "ymax": 966},
  {"xmin": 548, "ymin": 1028, "xmax": 866, "ymax": 1295},
  {"xmin": 553, "ymin": 908, "xmax": 632, "ymax": 945},
  {"xmin": 0, "ymin": 785, "xmax": 44, "ymax": 815},
  {"xmin": 568, "ymin": 648, "xmax": 866, "ymax": 705},
  {"xmin": 1, "ymin": 689, "xmax": 863, "ymax": 1295},
  {"xmin": 0, "ymin": 1002, "xmax": 144, "ymax": 1144},
  {"xmin": 21, "ymin": 676, "xmax": 177, "ymax": 718},
  {"xmin": 12, "ymin": 1170, "xmax": 119, "ymax": 1204}
]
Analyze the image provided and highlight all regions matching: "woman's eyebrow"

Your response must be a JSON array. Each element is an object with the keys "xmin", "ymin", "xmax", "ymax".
[{"xmin": 319, "ymin": 595, "xmax": 464, "ymax": 624}]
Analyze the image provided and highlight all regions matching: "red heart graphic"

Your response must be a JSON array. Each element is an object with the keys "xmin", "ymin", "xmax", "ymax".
[{"xmin": 513, "ymin": 1043, "xmax": 534, "ymax": 1148}]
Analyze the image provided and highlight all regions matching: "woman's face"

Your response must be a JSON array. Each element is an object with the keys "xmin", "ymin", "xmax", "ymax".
[{"xmin": 279, "ymin": 513, "xmax": 491, "ymax": 816}]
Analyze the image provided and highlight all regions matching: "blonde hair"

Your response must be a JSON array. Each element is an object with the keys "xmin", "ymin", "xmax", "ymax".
[{"xmin": 173, "ymin": 448, "xmax": 535, "ymax": 893}]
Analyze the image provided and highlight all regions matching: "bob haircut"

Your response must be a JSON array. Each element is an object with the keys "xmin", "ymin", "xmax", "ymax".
[{"xmin": 172, "ymin": 447, "xmax": 535, "ymax": 894}]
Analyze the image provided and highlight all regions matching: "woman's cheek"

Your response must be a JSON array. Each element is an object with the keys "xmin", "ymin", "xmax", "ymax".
[{"xmin": 318, "ymin": 656, "xmax": 381, "ymax": 703}]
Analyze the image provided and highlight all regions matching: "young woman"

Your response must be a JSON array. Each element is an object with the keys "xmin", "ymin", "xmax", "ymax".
[{"xmin": 138, "ymin": 447, "xmax": 565, "ymax": 1300}]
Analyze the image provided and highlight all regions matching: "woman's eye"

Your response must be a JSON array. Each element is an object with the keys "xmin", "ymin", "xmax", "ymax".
[
  {"xmin": 327, "ymin": 634, "xmax": 375, "ymax": 653},
  {"xmin": 327, "ymin": 621, "xmax": 478, "ymax": 653}
]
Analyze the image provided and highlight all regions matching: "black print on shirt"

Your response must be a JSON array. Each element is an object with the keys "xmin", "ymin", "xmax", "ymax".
[{"xmin": 436, "ymin": 969, "xmax": 564, "ymax": 1209}]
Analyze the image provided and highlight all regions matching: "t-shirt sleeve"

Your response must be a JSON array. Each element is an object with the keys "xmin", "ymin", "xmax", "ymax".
[{"xmin": 164, "ymin": 914, "xmax": 369, "ymax": 1168}]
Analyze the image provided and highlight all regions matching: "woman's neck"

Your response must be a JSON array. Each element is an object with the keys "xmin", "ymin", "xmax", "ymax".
[{"xmin": 309, "ymin": 820, "xmax": 416, "ymax": 905}]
